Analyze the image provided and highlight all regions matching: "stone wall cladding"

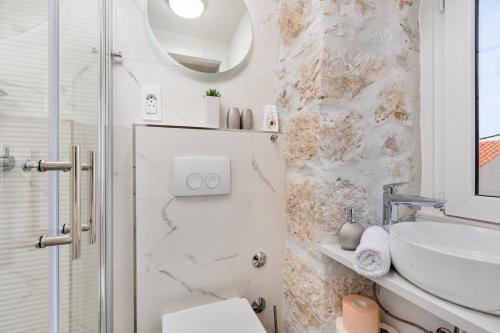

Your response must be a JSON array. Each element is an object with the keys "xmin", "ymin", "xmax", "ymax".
[{"xmin": 276, "ymin": 0, "xmax": 421, "ymax": 331}]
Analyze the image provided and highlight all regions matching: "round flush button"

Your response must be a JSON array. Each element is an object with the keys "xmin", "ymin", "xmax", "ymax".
[
  {"xmin": 186, "ymin": 173, "xmax": 203, "ymax": 190},
  {"xmin": 205, "ymin": 173, "xmax": 220, "ymax": 189}
]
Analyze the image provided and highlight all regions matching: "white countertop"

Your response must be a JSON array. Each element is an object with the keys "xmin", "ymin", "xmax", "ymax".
[{"xmin": 319, "ymin": 242, "xmax": 500, "ymax": 333}]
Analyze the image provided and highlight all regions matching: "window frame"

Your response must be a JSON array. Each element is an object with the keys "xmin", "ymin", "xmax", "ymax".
[{"xmin": 420, "ymin": 0, "xmax": 500, "ymax": 224}]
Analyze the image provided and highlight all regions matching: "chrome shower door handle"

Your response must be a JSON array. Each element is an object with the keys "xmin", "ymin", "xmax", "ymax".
[
  {"xmin": 61, "ymin": 150, "xmax": 96, "ymax": 244},
  {"xmin": 35, "ymin": 145, "xmax": 82, "ymax": 261},
  {"xmin": 87, "ymin": 150, "xmax": 96, "ymax": 244},
  {"xmin": 70, "ymin": 145, "xmax": 82, "ymax": 259}
]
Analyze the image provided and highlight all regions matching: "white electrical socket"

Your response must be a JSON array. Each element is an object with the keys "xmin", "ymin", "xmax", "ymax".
[{"xmin": 142, "ymin": 85, "xmax": 162, "ymax": 121}]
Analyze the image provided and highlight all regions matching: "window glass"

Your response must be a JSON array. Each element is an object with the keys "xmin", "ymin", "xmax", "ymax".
[{"xmin": 476, "ymin": 0, "xmax": 500, "ymax": 197}]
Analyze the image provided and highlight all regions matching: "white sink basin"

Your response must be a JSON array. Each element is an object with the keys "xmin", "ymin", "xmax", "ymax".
[{"xmin": 390, "ymin": 221, "xmax": 500, "ymax": 315}]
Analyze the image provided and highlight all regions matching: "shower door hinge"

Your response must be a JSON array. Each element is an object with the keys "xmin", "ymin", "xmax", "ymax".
[{"xmin": 439, "ymin": 0, "xmax": 445, "ymax": 13}]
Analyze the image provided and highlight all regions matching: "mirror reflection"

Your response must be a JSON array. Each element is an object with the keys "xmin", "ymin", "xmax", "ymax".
[{"xmin": 147, "ymin": 0, "xmax": 253, "ymax": 74}]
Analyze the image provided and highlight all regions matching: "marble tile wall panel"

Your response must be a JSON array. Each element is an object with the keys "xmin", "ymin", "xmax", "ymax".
[{"xmin": 134, "ymin": 126, "xmax": 285, "ymax": 333}]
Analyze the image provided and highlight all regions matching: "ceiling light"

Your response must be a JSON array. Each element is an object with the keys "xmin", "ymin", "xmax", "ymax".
[{"xmin": 169, "ymin": 0, "xmax": 205, "ymax": 19}]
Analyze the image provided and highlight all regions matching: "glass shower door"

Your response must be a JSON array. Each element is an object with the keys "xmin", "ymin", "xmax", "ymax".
[
  {"xmin": 59, "ymin": 0, "xmax": 101, "ymax": 332},
  {"xmin": 0, "ymin": 0, "xmax": 102, "ymax": 332}
]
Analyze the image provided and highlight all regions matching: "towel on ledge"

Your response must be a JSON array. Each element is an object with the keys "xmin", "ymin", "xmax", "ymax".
[{"xmin": 353, "ymin": 226, "xmax": 391, "ymax": 278}]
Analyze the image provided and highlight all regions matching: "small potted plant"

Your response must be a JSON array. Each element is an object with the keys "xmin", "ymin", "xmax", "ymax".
[{"xmin": 202, "ymin": 89, "xmax": 221, "ymax": 128}]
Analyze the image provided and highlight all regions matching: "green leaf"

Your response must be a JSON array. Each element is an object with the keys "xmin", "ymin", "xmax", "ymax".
[{"xmin": 205, "ymin": 88, "xmax": 221, "ymax": 97}]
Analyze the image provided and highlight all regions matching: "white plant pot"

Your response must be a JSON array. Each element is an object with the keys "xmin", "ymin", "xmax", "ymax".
[{"xmin": 201, "ymin": 96, "xmax": 220, "ymax": 129}]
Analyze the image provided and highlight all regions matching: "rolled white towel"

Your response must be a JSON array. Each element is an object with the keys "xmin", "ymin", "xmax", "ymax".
[{"xmin": 353, "ymin": 226, "xmax": 391, "ymax": 278}]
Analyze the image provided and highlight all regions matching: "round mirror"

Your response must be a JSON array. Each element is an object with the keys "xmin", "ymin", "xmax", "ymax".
[{"xmin": 147, "ymin": 0, "xmax": 253, "ymax": 74}]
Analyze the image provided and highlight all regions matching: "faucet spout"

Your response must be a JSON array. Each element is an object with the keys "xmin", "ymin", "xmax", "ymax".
[
  {"xmin": 383, "ymin": 183, "xmax": 447, "ymax": 225},
  {"xmin": 386, "ymin": 194, "xmax": 446, "ymax": 208}
]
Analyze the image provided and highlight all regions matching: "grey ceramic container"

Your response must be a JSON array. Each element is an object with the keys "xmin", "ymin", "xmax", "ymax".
[
  {"xmin": 226, "ymin": 107, "xmax": 241, "ymax": 129},
  {"xmin": 338, "ymin": 208, "xmax": 365, "ymax": 250},
  {"xmin": 241, "ymin": 108, "xmax": 254, "ymax": 130}
]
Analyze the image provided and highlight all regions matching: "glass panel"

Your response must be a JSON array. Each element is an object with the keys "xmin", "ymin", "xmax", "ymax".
[
  {"xmin": 0, "ymin": 0, "xmax": 51, "ymax": 332},
  {"xmin": 476, "ymin": 0, "xmax": 500, "ymax": 197},
  {"xmin": 0, "ymin": 0, "xmax": 102, "ymax": 332},
  {"xmin": 58, "ymin": 0, "xmax": 101, "ymax": 332}
]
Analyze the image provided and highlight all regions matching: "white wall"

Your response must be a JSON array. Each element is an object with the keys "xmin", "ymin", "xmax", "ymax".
[{"xmin": 112, "ymin": 1, "xmax": 279, "ymax": 332}]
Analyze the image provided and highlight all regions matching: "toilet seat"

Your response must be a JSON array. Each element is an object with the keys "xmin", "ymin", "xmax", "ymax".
[{"xmin": 162, "ymin": 298, "xmax": 267, "ymax": 333}]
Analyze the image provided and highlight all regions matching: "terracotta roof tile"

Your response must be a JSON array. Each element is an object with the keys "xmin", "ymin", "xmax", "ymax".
[{"xmin": 479, "ymin": 140, "xmax": 500, "ymax": 167}]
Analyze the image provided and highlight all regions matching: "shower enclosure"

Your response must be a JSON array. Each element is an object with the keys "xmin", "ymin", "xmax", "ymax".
[{"xmin": 0, "ymin": 0, "xmax": 111, "ymax": 332}]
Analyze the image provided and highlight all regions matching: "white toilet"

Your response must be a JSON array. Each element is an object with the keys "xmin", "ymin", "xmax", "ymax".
[{"xmin": 162, "ymin": 298, "xmax": 267, "ymax": 333}]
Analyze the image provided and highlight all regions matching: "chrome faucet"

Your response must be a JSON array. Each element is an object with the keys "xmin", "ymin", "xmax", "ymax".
[{"xmin": 383, "ymin": 182, "xmax": 446, "ymax": 225}]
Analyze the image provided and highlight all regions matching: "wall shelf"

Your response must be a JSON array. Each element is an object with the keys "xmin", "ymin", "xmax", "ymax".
[
  {"xmin": 135, "ymin": 124, "xmax": 282, "ymax": 135},
  {"xmin": 319, "ymin": 242, "xmax": 500, "ymax": 333}
]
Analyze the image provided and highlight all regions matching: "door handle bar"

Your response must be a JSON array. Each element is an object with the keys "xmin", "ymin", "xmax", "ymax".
[
  {"xmin": 87, "ymin": 151, "xmax": 96, "ymax": 244},
  {"xmin": 35, "ymin": 145, "xmax": 82, "ymax": 261},
  {"xmin": 62, "ymin": 150, "xmax": 96, "ymax": 244}
]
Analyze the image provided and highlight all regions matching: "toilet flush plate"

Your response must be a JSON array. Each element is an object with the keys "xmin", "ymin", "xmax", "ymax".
[{"xmin": 174, "ymin": 156, "xmax": 230, "ymax": 196}]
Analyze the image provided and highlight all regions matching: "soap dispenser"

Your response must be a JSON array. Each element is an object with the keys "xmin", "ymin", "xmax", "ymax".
[{"xmin": 338, "ymin": 207, "xmax": 364, "ymax": 251}]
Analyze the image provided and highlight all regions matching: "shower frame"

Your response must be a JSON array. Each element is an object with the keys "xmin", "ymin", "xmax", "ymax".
[{"xmin": 47, "ymin": 0, "xmax": 114, "ymax": 331}]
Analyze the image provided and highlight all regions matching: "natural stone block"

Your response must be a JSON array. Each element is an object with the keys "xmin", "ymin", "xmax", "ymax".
[
  {"xmin": 295, "ymin": 50, "xmax": 386, "ymax": 105},
  {"xmin": 286, "ymin": 178, "xmax": 323, "ymax": 252},
  {"xmin": 321, "ymin": 0, "xmax": 377, "ymax": 17},
  {"xmin": 374, "ymin": 81, "xmax": 410, "ymax": 124},
  {"xmin": 398, "ymin": 0, "xmax": 414, "ymax": 9},
  {"xmin": 320, "ymin": 51, "xmax": 386, "ymax": 100},
  {"xmin": 279, "ymin": 0, "xmax": 311, "ymax": 44},
  {"xmin": 355, "ymin": 0, "xmax": 377, "ymax": 16},
  {"xmin": 284, "ymin": 249, "xmax": 332, "ymax": 328},
  {"xmin": 285, "ymin": 110, "xmax": 320, "ymax": 165},
  {"xmin": 294, "ymin": 55, "xmax": 322, "ymax": 106},
  {"xmin": 319, "ymin": 111, "xmax": 363, "ymax": 162}
]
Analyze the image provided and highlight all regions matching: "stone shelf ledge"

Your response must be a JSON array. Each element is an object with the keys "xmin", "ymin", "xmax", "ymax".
[{"xmin": 319, "ymin": 242, "xmax": 500, "ymax": 333}]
